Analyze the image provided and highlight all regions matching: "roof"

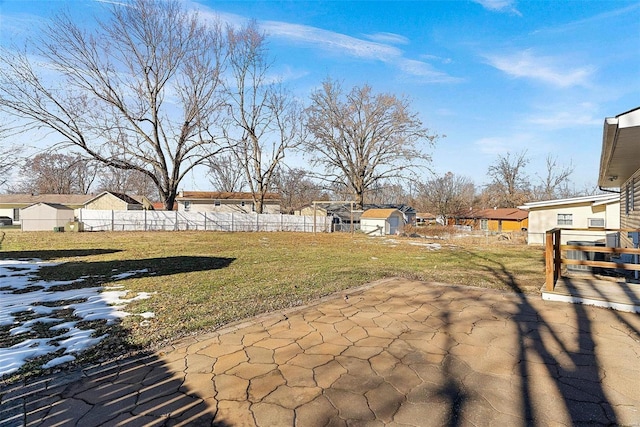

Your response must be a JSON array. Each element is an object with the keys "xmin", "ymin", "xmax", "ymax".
[
  {"xmin": 177, "ymin": 191, "xmax": 280, "ymax": 201},
  {"xmin": 416, "ymin": 212, "xmax": 436, "ymax": 219},
  {"xmin": 519, "ymin": 193, "xmax": 619, "ymax": 210},
  {"xmin": 361, "ymin": 208, "xmax": 402, "ymax": 219},
  {"xmin": 0, "ymin": 194, "xmax": 93, "ymax": 207},
  {"xmin": 460, "ymin": 208, "xmax": 528, "ymax": 221},
  {"xmin": 23, "ymin": 202, "xmax": 73, "ymax": 210},
  {"xmin": 598, "ymin": 106, "xmax": 640, "ymax": 187},
  {"xmin": 84, "ymin": 191, "xmax": 143, "ymax": 206}
]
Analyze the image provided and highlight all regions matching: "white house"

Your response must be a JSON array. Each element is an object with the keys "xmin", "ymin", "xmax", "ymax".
[
  {"xmin": 360, "ymin": 208, "xmax": 405, "ymax": 236},
  {"xmin": 175, "ymin": 191, "xmax": 281, "ymax": 214},
  {"xmin": 519, "ymin": 194, "xmax": 620, "ymax": 245},
  {"xmin": 20, "ymin": 203, "xmax": 75, "ymax": 232}
]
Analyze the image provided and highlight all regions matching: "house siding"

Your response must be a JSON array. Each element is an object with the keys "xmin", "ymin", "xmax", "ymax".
[
  {"xmin": 621, "ymin": 168, "xmax": 640, "ymax": 248},
  {"xmin": 526, "ymin": 202, "xmax": 619, "ymax": 245},
  {"xmin": 178, "ymin": 200, "xmax": 280, "ymax": 214}
]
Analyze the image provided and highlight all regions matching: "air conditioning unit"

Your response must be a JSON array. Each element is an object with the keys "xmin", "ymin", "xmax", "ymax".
[{"xmin": 588, "ymin": 218, "xmax": 605, "ymax": 228}]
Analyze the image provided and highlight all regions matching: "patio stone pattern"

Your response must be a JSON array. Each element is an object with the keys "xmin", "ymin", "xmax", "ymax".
[{"xmin": 2, "ymin": 278, "xmax": 639, "ymax": 426}]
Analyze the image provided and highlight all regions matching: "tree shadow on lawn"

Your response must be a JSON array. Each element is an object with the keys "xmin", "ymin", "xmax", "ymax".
[
  {"xmin": 34, "ymin": 256, "xmax": 235, "ymax": 289},
  {"xmin": 0, "ymin": 249, "xmax": 122, "ymax": 261}
]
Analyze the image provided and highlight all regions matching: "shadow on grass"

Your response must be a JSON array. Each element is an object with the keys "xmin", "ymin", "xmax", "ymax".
[
  {"xmin": 35, "ymin": 256, "xmax": 235, "ymax": 289},
  {"xmin": 463, "ymin": 249, "xmax": 620, "ymax": 425},
  {"xmin": 0, "ymin": 248, "xmax": 123, "ymax": 261}
]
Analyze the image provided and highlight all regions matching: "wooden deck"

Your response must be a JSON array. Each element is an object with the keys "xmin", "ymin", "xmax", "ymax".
[{"xmin": 542, "ymin": 275, "xmax": 640, "ymax": 313}]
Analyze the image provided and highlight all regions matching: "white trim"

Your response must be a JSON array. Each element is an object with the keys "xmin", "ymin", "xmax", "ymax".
[
  {"xmin": 542, "ymin": 292, "xmax": 640, "ymax": 314},
  {"xmin": 519, "ymin": 194, "xmax": 618, "ymax": 210}
]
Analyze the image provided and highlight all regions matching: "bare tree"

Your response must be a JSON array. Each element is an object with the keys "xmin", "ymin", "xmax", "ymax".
[
  {"xmin": 368, "ymin": 179, "xmax": 409, "ymax": 205},
  {"xmin": 272, "ymin": 167, "xmax": 328, "ymax": 214},
  {"xmin": 304, "ymin": 79, "xmax": 437, "ymax": 208},
  {"xmin": 206, "ymin": 153, "xmax": 247, "ymax": 193},
  {"xmin": 532, "ymin": 154, "xmax": 574, "ymax": 201},
  {"xmin": 417, "ymin": 172, "xmax": 475, "ymax": 222},
  {"xmin": 16, "ymin": 152, "xmax": 96, "ymax": 194},
  {"xmin": 0, "ymin": 149, "xmax": 15, "ymax": 189},
  {"xmin": 0, "ymin": 0, "xmax": 228, "ymax": 210},
  {"xmin": 96, "ymin": 167, "xmax": 159, "ymax": 198},
  {"xmin": 223, "ymin": 22, "xmax": 306, "ymax": 213},
  {"xmin": 486, "ymin": 151, "xmax": 531, "ymax": 207}
]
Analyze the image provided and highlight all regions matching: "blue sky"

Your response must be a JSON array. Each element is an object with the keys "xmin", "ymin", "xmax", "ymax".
[{"xmin": 1, "ymin": 0, "xmax": 639, "ymax": 191}]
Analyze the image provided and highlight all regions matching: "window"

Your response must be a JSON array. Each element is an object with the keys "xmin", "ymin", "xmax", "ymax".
[
  {"xmin": 480, "ymin": 219, "xmax": 488, "ymax": 230},
  {"xmin": 588, "ymin": 218, "xmax": 605, "ymax": 228},
  {"xmin": 214, "ymin": 200, "xmax": 221, "ymax": 207},
  {"xmin": 557, "ymin": 213, "xmax": 573, "ymax": 226},
  {"xmin": 13, "ymin": 208, "xmax": 19, "ymax": 221},
  {"xmin": 184, "ymin": 201, "xmax": 191, "ymax": 211}
]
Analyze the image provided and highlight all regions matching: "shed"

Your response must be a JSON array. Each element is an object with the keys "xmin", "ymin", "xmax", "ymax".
[
  {"xmin": 360, "ymin": 209, "xmax": 405, "ymax": 236},
  {"xmin": 20, "ymin": 203, "xmax": 75, "ymax": 232}
]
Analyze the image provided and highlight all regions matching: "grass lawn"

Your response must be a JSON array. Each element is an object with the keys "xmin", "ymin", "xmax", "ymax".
[{"xmin": 0, "ymin": 229, "xmax": 544, "ymax": 379}]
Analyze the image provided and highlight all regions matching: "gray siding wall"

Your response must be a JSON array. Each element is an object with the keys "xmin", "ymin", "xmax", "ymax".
[{"xmin": 620, "ymin": 168, "xmax": 640, "ymax": 247}]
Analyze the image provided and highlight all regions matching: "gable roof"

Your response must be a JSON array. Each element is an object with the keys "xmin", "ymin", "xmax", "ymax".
[
  {"xmin": 84, "ymin": 191, "xmax": 143, "ymax": 206},
  {"xmin": 361, "ymin": 208, "xmax": 402, "ymax": 219},
  {"xmin": 519, "ymin": 193, "xmax": 619, "ymax": 210},
  {"xmin": 177, "ymin": 191, "xmax": 280, "ymax": 201},
  {"xmin": 23, "ymin": 202, "xmax": 73, "ymax": 211}
]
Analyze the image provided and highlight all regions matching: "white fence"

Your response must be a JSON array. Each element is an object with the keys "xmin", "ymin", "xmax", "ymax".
[{"xmin": 77, "ymin": 209, "xmax": 332, "ymax": 233}]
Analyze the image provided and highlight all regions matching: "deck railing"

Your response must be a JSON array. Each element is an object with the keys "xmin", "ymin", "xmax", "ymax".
[{"xmin": 545, "ymin": 228, "xmax": 640, "ymax": 291}]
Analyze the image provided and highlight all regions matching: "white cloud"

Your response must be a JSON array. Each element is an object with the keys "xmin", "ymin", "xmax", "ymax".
[
  {"xmin": 475, "ymin": 134, "xmax": 534, "ymax": 155},
  {"xmin": 193, "ymin": 4, "xmax": 457, "ymax": 84},
  {"xmin": 364, "ymin": 32, "xmax": 410, "ymax": 45},
  {"xmin": 472, "ymin": 0, "xmax": 521, "ymax": 16},
  {"xmin": 484, "ymin": 50, "xmax": 595, "ymax": 88},
  {"xmin": 527, "ymin": 103, "xmax": 601, "ymax": 129},
  {"xmin": 397, "ymin": 59, "xmax": 463, "ymax": 83}
]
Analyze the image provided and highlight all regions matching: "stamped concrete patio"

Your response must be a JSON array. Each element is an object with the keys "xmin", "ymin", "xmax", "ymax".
[{"xmin": 2, "ymin": 278, "xmax": 639, "ymax": 426}]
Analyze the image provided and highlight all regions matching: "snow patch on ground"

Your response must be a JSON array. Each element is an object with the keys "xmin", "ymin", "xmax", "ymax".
[{"xmin": 0, "ymin": 259, "xmax": 154, "ymax": 376}]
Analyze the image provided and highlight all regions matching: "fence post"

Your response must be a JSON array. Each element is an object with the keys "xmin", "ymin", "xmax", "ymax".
[
  {"xmin": 256, "ymin": 213, "xmax": 259, "ymax": 232},
  {"xmin": 545, "ymin": 229, "xmax": 556, "ymax": 291}
]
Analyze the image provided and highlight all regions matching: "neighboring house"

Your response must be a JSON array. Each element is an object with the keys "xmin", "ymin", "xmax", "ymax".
[
  {"xmin": 297, "ymin": 203, "xmax": 416, "ymax": 231},
  {"xmin": 598, "ymin": 106, "xmax": 640, "ymax": 248},
  {"xmin": 455, "ymin": 208, "xmax": 529, "ymax": 233},
  {"xmin": 416, "ymin": 212, "xmax": 438, "ymax": 226},
  {"xmin": 84, "ymin": 191, "xmax": 151, "ymax": 211},
  {"xmin": 297, "ymin": 203, "xmax": 362, "ymax": 232},
  {"xmin": 0, "ymin": 194, "xmax": 93, "ymax": 225},
  {"xmin": 175, "ymin": 191, "xmax": 281, "ymax": 214},
  {"xmin": 360, "ymin": 208, "xmax": 405, "ymax": 236},
  {"xmin": 20, "ymin": 203, "xmax": 75, "ymax": 232},
  {"xmin": 519, "ymin": 194, "xmax": 620, "ymax": 245}
]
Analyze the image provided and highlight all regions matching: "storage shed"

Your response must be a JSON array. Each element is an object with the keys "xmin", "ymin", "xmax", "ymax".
[
  {"xmin": 360, "ymin": 208, "xmax": 405, "ymax": 236},
  {"xmin": 20, "ymin": 203, "xmax": 75, "ymax": 232}
]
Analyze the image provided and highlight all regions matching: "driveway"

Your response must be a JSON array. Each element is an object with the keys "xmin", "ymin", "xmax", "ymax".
[{"xmin": 2, "ymin": 278, "xmax": 639, "ymax": 426}]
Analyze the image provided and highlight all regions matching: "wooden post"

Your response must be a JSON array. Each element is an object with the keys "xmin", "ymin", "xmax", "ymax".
[{"xmin": 545, "ymin": 229, "xmax": 555, "ymax": 291}]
